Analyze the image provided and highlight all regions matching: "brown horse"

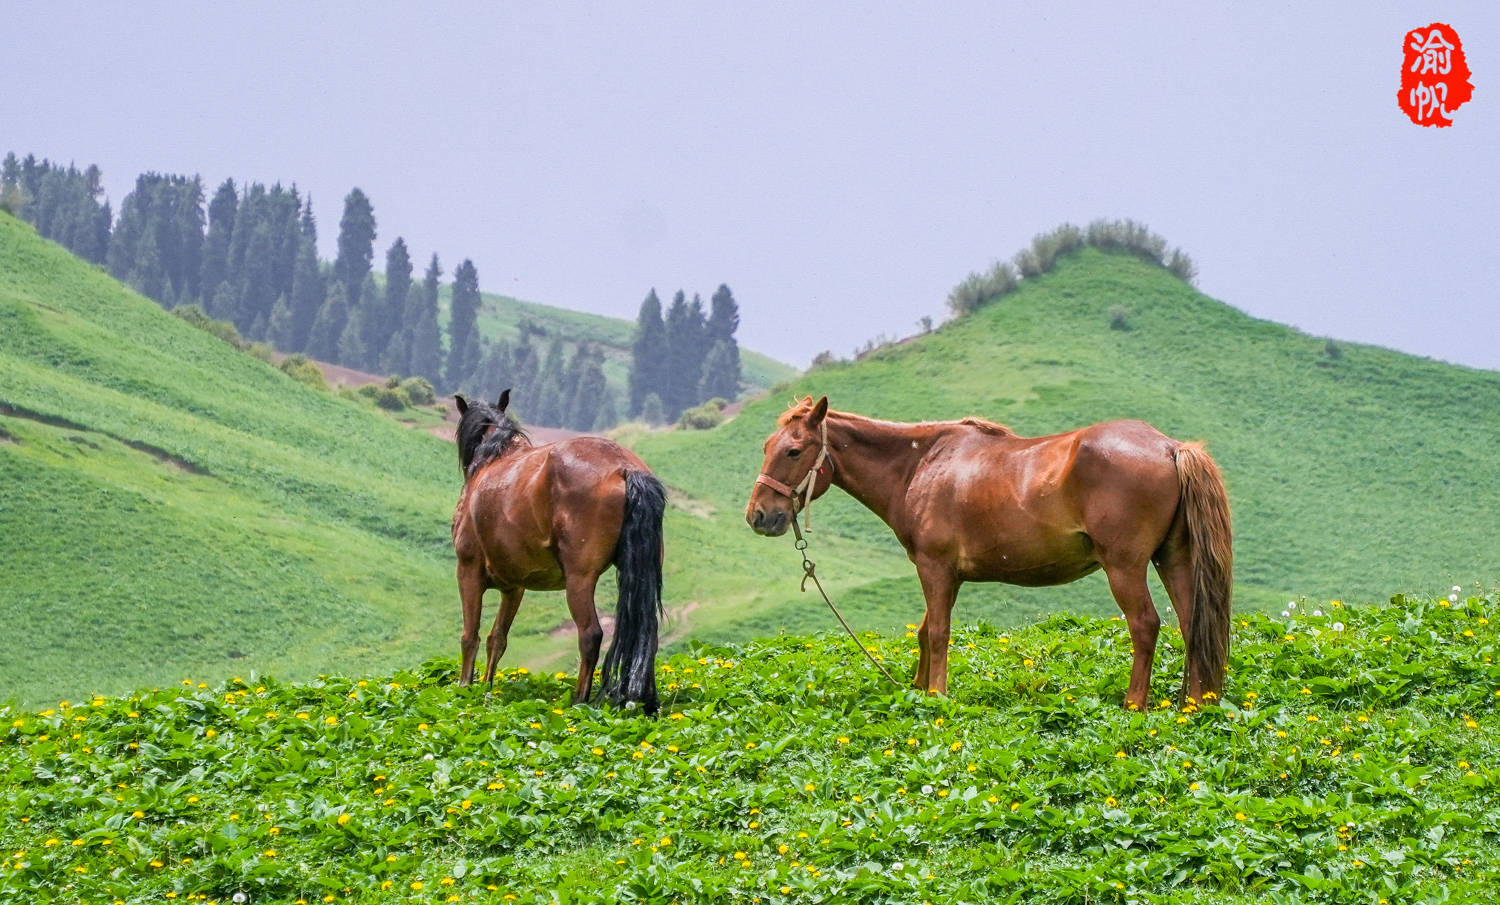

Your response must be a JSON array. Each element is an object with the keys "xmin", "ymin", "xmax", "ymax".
[
  {"xmin": 452, "ymin": 389, "xmax": 666, "ymax": 713},
  {"xmin": 746, "ymin": 397, "xmax": 1233, "ymax": 710}
]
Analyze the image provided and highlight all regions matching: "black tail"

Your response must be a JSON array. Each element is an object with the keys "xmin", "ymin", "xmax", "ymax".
[{"xmin": 596, "ymin": 470, "xmax": 666, "ymax": 715}]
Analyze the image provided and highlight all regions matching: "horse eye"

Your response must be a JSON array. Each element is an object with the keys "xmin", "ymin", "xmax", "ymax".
[{"xmin": 786, "ymin": 448, "xmax": 802, "ymax": 459}]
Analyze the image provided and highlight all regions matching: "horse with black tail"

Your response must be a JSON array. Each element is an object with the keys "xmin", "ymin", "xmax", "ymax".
[{"xmin": 452, "ymin": 389, "xmax": 666, "ymax": 714}]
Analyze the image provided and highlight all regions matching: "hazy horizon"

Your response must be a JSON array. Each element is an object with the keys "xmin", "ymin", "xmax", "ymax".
[{"xmin": 7, "ymin": 4, "xmax": 1497, "ymax": 372}]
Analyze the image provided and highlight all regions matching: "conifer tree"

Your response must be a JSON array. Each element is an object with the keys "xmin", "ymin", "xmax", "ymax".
[
  {"xmin": 628, "ymin": 289, "xmax": 668, "ymax": 416},
  {"xmin": 288, "ymin": 217, "xmax": 323, "ymax": 351},
  {"xmin": 446, "ymin": 258, "xmax": 482, "ymax": 390},
  {"xmin": 699, "ymin": 339, "xmax": 741, "ymax": 401},
  {"xmin": 508, "ymin": 339, "xmax": 541, "ymax": 411},
  {"xmin": 663, "ymin": 290, "xmax": 708, "ymax": 418},
  {"xmin": 640, "ymin": 392, "xmax": 666, "ymax": 426},
  {"xmin": 566, "ymin": 345, "xmax": 609, "ymax": 430},
  {"xmin": 337, "ymin": 299, "xmax": 368, "ymax": 368},
  {"xmin": 371, "ymin": 237, "xmax": 412, "ymax": 364},
  {"xmin": 378, "ymin": 330, "xmax": 409, "ymax": 376},
  {"xmin": 533, "ymin": 337, "xmax": 568, "ymax": 426},
  {"xmin": 402, "ymin": 282, "xmax": 439, "ymax": 382},
  {"xmin": 201, "ymin": 179, "xmax": 238, "ymax": 301},
  {"xmin": 305, "ymin": 282, "xmax": 349, "ymax": 361},
  {"xmin": 267, "ymin": 294, "xmax": 296, "ymax": 350},
  {"xmin": 208, "ymin": 281, "xmax": 237, "ymax": 322},
  {"xmin": 470, "ymin": 340, "xmax": 512, "ymax": 400},
  {"xmin": 333, "ymin": 188, "xmax": 376, "ymax": 307},
  {"xmin": 592, "ymin": 388, "xmax": 619, "ymax": 432}
]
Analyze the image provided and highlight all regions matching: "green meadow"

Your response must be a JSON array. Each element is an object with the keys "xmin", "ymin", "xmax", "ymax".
[{"xmin": 1, "ymin": 593, "xmax": 1495, "ymax": 903}]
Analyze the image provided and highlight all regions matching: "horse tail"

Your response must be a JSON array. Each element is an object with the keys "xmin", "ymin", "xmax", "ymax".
[
  {"xmin": 1174, "ymin": 442, "xmax": 1233, "ymax": 702},
  {"xmin": 597, "ymin": 469, "xmax": 667, "ymax": 715}
]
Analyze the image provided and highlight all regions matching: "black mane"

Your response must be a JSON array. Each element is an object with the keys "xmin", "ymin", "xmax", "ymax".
[{"xmin": 456, "ymin": 397, "xmax": 531, "ymax": 478}]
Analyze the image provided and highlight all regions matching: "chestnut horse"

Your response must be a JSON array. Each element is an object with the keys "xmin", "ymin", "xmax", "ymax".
[
  {"xmin": 452, "ymin": 390, "xmax": 666, "ymax": 713},
  {"xmin": 746, "ymin": 397, "xmax": 1232, "ymax": 709}
]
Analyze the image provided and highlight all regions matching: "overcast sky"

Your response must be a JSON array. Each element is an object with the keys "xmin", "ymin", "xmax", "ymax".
[{"xmin": 8, "ymin": 4, "xmax": 1497, "ymax": 371}]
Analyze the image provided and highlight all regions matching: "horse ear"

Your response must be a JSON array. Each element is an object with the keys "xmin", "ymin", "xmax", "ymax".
[
  {"xmin": 454, "ymin": 395, "xmax": 468, "ymax": 416},
  {"xmin": 807, "ymin": 395, "xmax": 829, "ymax": 427},
  {"xmin": 497, "ymin": 388, "xmax": 510, "ymax": 412}
]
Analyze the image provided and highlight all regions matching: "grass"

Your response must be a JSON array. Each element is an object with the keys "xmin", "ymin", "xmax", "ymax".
[{"xmin": 1, "ymin": 591, "xmax": 1495, "ymax": 903}]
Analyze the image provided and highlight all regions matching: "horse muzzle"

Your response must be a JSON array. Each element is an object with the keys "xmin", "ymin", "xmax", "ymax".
[{"xmin": 746, "ymin": 505, "xmax": 791, "ymax": 537}]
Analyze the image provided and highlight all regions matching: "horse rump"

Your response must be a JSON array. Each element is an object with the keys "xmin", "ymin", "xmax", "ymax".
[{"xmin": 596, "ymin": 469, "xmax": 667, "ymax": 714}]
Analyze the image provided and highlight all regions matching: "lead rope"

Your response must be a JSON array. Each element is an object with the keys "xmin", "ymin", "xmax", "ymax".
[{"xmin": 789, "ymin": 516, "xmax": 904, "ymax": 688}]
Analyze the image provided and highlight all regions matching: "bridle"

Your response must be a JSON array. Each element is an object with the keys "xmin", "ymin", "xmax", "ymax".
[{"xmin": 754, "ymin": 417, "xmax": 832, "ymax": 530}]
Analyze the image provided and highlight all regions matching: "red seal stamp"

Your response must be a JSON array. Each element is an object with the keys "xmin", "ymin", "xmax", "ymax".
[{"xmin": 1398, "ymin": 23, "xmax": 1473, "ymax": 127}]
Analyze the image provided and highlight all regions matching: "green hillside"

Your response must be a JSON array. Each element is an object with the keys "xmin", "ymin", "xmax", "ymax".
[
  {"xmin": 0, "ymin": 214, "xmax": 564, "ymax": 706},
  {"xmin": 607, "ymin": 247, "xmax": 1500, "ymax": 654},
  {"xmin": 1, "ymin": 593, "xmax": 1496, "ymax": 903}
]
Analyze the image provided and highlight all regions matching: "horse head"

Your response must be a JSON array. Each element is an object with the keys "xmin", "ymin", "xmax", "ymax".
[
  {"xmin": 455, "ymin": 388, "xmax": 528, "ymax": 477},
  {"xmin": 746, "ymin": 395, "xmax": 833, "ymax": 536}
]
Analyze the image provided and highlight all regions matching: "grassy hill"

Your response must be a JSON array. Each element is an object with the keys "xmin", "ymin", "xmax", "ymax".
[
  {"xmin": 1, "ymin": 593, "xmax": 1495, "ymax": 903},
  {"xmin": 0, "ymin": 214, "xmax": 567, "ymax": 706},
  {"xmin": 597, "ymin": 247, "xmax": 1500, "ymax": 655}
]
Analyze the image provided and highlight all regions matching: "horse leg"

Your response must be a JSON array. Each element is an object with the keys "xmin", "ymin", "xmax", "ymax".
[
  {"xmin": 457, "ymin": 560, "xmax": 487, "ymax": 686},
  {"xmin": 915, "ymin": 560, "xmax": 959, "ymax": 694},
  {"xmin": 912, "ymin": 615, "xmax": 931, "ymax": 690},
  {"xmin": 1154, "ymin": 553, "xmax": 1203, "ymax": 705},
  {"xmin": 565, "ymin": 572, "xmax": 606, "ymax": 705},
  {"xmin": 482, "ymin": 588, "xmax": 525, "ymax": 688},
  {"xmin": 1103, "ymin": 561, "xmax": 1160, "ymax": 710}
]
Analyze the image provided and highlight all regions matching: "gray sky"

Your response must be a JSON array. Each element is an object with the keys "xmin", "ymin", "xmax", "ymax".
[{"xmin": 8, "ymin": 4, "xmax": 1497, "ymax": 371}]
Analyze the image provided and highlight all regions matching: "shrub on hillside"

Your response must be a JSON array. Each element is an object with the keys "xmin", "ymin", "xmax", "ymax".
[
  {"xmin": 173, "ymin": 304, "xmax": 249, "ymax": 350},
  {"xmin": 808, "ymin": 350, "xmax": 840, "ymax": 370},
  {"xmin": 946, "ymin": 261, "xmax": 1019, "ymax": 316},
  {"xmin": 1166, "ymin": 248, "xmax": 1198, "ymax": 284},
  {"xmin": 677, "ymin": 400, "xmax": 725, "ymax": 430},
  {"xmin": 279, "ymin": 354, "xmax": 327, "ymax": 389},
  {"xmin": 357, "ymin": 382, "xmax": 410, "ymax": 411},
  {"xmin": 399, "ymin": 376, "xmax": 435, "ymax": 406},
  {"xmin": 1109, "ymin": 305, "xmax": 1132, "ymax": 331},
  {"xmin": 376, "ymin": 386, "xmax": 410, "ymax": 411}
]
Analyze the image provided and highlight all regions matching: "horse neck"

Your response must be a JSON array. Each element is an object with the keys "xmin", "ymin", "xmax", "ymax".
[{"xmin": 824, "ymin": 412, "xmax": 935, "ymax": 527}]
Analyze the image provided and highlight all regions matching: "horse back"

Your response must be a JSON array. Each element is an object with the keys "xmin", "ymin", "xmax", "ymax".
[
  {"xmin": 455, "ymin": 437, "xmax": 646, "ymax": 590},
  {"xmin": 904, "ymin": 419, "xmax": 1181, "ymax": 582}
]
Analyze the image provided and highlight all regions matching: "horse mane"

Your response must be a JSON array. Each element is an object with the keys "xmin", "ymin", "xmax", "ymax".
[
  {"xmin": 959, "ymin": 416, "xmax": 1013, "ymax": 436},
  {"xmin": 777, "ymin": 399, "xmax": 1012, "ymax": 436},
  {"xmin": 457, "ymin": 399, "xmax": 531, "ymax": 478}
]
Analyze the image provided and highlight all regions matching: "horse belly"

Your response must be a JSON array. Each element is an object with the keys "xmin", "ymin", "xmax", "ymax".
[{"xmin": 951, "ymin": 508, "xmax": 1100, "ymax": 586}]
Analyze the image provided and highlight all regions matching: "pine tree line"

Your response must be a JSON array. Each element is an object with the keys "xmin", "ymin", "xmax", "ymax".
[
  {"xmin": 3, "ymin": 153, "xmax": 485, "ymax": 408},
  {"xmin": 628, "ymin": 284, "xmax": 742, "ymax": 422}
]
